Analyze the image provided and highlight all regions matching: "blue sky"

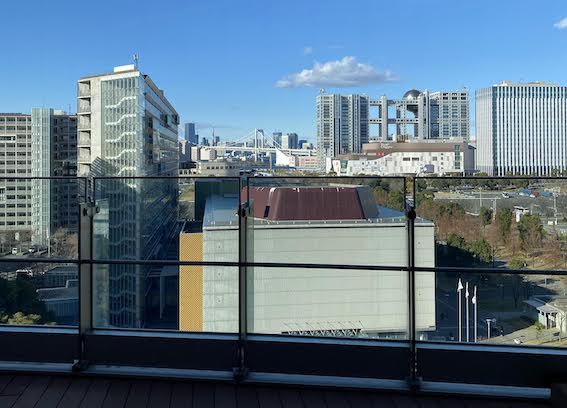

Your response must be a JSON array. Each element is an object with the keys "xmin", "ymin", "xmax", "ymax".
[{"xmin": 1, "ymin": 0, "xmax": 567, "ymax": 142}]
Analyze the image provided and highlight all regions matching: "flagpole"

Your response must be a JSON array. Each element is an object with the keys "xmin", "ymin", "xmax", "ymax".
[
  {"xmin": 457, "ymin": 278, "xmax": 463, "ymax": 342},
  {"xmin": 458, "ymin": 292, "xmax": 461, "ymax": 342},
  {"xmin": 465, "ymin": 282, "xmax": 470, "ymax": 343},
  {"xmin": 473, "ymin": 286, "xmax": 478, "ymax": 343}
]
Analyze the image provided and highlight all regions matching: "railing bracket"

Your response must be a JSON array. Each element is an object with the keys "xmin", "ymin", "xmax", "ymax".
[{"xmin": 72, "ymin": 359, "xmax": 90, "ymax": 373}]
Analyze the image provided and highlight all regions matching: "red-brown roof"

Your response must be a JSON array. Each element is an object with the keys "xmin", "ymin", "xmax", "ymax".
[{"xmin": 242, "ymin": 186, "xmax": 378, "ymax": 221}]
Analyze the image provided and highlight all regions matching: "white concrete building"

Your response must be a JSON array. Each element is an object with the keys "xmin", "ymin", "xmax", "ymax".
[
  {"xmin": 476, "ymin": 81, "xmax": 567, "ymax": 176},
  {"xmin": 185, "ymin": 186, "xmax": 436, "ymax": 338},
  {"xmin": 316, "ymin": 94, "xmax": 369, "ymax": 166},
  {"xmin": 326, "ymin": 140, "xmax": 475, "ymax": 176}
]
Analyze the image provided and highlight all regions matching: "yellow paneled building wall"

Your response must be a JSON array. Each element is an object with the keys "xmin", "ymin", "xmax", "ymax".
[{"xmin": 179, "ymin": 233, "xmax": 203, "ymax": 331}]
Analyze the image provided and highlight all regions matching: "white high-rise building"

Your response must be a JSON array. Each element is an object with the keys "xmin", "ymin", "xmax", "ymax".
[
  {"xmin": 31, "ymin": 108, "xmax": 78, "ymax": 247},
  {"xmin": 316, "ymin": 93, "xmax": 369, "ymax": 167},
  {"xmin": 476, "ymin": 81, "xmax": 567, "ymax": 176}
]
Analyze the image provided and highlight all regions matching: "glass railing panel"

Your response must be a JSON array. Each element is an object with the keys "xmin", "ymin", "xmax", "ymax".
[
  {"xmin": 415, "ymin": 177, "xmax": 567, "ymax": 272},
  {"xmin": 246, "ymin": 177, "xmax": 410, "ymax": 268},
  {"xmin": 92, "ymin": 177, "xmax": 240, "ymax": 262},
  {"xmin": 0, "ymin": 260, "xmax": 78, "ymax": 327},
  {"xmin": 246, "ymin": 266, "xmax": 410, "ymax": 340},
  {"xmin": 416, "ymin": 270, "xmax": 567, "ymax": 346},
  {"xmin": 0, "ymin": 178, "xmax": 85, "ymax": 260},
  {"xmin": 92, "ymin": 262, "xmax": 238, "ymax": 332}
]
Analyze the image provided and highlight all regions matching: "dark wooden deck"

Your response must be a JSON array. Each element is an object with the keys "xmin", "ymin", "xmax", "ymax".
[{"xmin": 0, "ymin": 374, "xmax": 549, "ymax": 408}]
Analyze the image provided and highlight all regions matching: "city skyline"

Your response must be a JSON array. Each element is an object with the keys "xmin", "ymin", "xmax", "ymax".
[{"xmin": 2, "ymin": 1, "xmax": 567, "ymax": 141}]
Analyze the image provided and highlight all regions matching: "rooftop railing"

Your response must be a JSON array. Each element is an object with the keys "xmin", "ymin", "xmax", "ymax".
[{"xmin": 1, "ymin": 175, "xmax": 567, "ymax": 399}]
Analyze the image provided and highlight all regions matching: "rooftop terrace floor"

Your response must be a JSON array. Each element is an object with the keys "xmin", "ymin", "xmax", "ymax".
[{"xmin": 0, "ymin": 374, "xmax": 549, "ymax": 408}]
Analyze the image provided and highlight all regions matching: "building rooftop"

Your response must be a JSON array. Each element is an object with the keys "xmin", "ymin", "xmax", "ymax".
[
  {"xmin": 36, "ymin": 280, "xmax": 78, "ymax": 301},
  {"xmin": 201, "ymin": 186, "xmax": 421, "ymax": 229},
  {"xmin": 496, "ymin": 80, "xmax": 560, "ymax": 87},
  {"xmin": 243, "ymin": 186, "xmax": 380, "ymax": 221}
]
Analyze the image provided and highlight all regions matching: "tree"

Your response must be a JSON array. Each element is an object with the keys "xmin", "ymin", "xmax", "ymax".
[
  {"xmin": 446, "ymin": 233, "xmax": 467, "ymax": 249},
  {"xmin": 385, "ymin": 190, "xmax": 404, "ymax": 211},
  {"xmin": 469, "ymin": 239, "xmax": 493, "ymax": 263},
  {"xmin": 50, "ymin": 229, "xmax": 78, "ymax": 258},
  {"xmin": 496, "ymin": 208, "xmax": 513, "ymax": 242},
  {"xmin": 509, "ymin": 257, "xmax": 526, "ymax": 269},
  {"xmin": 517, "ymin": 214, "xmax": 544, "ymax": 252},
  {"xmin": 0, "ymin": 312, "xmax": 42, "ymax": 325},
  {"xmin": 479, "ymin": 207, "xmax": 493, "ymax": 227},
  {"xmin": 0, "ymin": 278, "xmax": 52, "ymax": 324}
]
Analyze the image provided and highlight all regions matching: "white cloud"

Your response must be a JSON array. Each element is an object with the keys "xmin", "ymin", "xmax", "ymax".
[
  {"xmin": 554, "ymin": 17, "xmax": 567, "ymax": 29},
  {"xmin": 275, "ymin": 56, "xmax": 398, "ymax": 89},
  {"xmin": 303, "ymin": 46, "xmax": 313, "ymax": 55}
]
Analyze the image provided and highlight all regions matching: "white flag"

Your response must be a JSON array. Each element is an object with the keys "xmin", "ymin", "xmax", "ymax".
[
  {"xmin": 457, "ymin": 278, "xmax": 463, "ymax": 292},
  {"xmin": 465, "ymin": 282, "xmax": 469, "ymax": 298},
  {"xmin": 471, "ymin": 286, "xmax": 477, "ymax": 305}
]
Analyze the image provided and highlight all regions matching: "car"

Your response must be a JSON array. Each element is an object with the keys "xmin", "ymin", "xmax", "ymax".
[
  {"xmin": 11, "ymin": 248, "xmax": 18, "ymax": 255},
  {"xmin": 502, "ymin": 192, "xmax": 510, "ymax": 198}
]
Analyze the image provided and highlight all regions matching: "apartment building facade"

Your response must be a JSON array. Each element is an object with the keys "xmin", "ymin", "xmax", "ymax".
[{"xmin": 0, "ymin": 114, "xmax": 32, "ymax": 237}]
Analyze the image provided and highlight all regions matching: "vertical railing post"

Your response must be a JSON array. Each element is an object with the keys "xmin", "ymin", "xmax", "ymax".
[
  {"xmin": 406, "ymin": 176, "xmax": 420, "ymax": 391},
  {"xmin": 74, "ymin": 200, "xmax": 96, "ymax": 372},
  {"xmin": 234, "ymin": 176, "xmax": 250, "ymax": 381}
]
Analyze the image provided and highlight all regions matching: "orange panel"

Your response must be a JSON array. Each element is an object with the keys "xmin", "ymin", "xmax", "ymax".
[{"xmin": 179, "ymin": 232, "xmax": 203, "ymax": 331}]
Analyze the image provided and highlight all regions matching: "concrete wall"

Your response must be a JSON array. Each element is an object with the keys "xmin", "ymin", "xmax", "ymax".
[{"xmin": 200, "ymin": 222, "xmax": 435, "ymax": 337}]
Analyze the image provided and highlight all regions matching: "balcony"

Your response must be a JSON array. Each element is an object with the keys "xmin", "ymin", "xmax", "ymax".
[{"xmin": 1, "ymin": 175, "xmax": 567, "ymax": 405}]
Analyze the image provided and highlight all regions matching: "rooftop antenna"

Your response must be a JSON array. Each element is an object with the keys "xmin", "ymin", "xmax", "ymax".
[{"xmin": 133, "ymin": 53, "xmax": 139, "ymax": 69}]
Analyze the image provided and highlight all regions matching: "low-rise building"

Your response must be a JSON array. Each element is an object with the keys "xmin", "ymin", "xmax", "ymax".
[
  {"xmin": 179, "ymin": 183, "xmax": 436, "ymax": 338},
  {"xmin": 195, "ymin": 160, "xmax": 241, "ymax": 176},
  {"xmin": 326, "ymin": 140, "xmax": 475, "ymax": 176},
  {"xmin": 36, "ymin": 279, "xmax": 78, "ymax": 325},
  {"xmin": 525, "ymin": 296, "xmax": 567, "ymax": 333}
]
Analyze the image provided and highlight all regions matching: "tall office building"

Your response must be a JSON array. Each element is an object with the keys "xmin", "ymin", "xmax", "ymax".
[
  {"xmin": 77, "ymin": 64, "xmax": 179, "ymax": 328},
  {"xmin": 317, "ymin": 90, "xmax": 469, "ymax": 167},
  {"xmin": 281, "ymin": 133, "xmax": 299, "ymax": 150},
  {"xmin": 185, "ymin": 122, "xmax": 197, "ymax": 144},
  {"xmin": 31, "ymin": 108, "xmax": 79, "ymax": 246},
  {"xmin": 316, "ymin": 94, "xmax": 369, "ymax": 166},
  {"xmin": 0, "ymin": 114, "xmax": 32, "ymax": 235},
  {"xmin": 476, "ymin": 81, "xmax": 567, "ymax": 176},
  {"xmin": 368, "ymin": 90, "xmax": 469, "ymax": 141},
  {"xmin": 272, "ymin": 132, "xmax": 282, "ymax": 147}
]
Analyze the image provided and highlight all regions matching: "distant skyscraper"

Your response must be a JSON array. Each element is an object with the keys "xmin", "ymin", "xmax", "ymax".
[
  {"xmin": 317, "ymin": 90, "xmax": 469, "ymax": 167},
  {"xmin": 31, "ymin": 108, "xmax": 78, "ymax": 246},
  {"xmin": 185, "ymin": 122, "xmax": 197, "ymax": 144},
  {"xmin": 368, "ymin": 90, "xmax": 468, "ymax": 141},
  {"xmin": 272, "ymin": 132, "xmax": 282, "ymax": 147},
  {"xmin": 287, "ymin": 133, "xmax": 299, "ymax": 149},
  {"xmin": 77, "ymin": 64, "xmax": 179, "ymax": 328},
  {"xmin": 476, "ymin": 81, "xmax": 567, "ymax": 176},
  {"xmin": 316, "ymin": 94, "xmax": 369, "ymax": 166},
  {"xmin": 179, "ymin": 140, "xmax": 191, "ymax": 163}
]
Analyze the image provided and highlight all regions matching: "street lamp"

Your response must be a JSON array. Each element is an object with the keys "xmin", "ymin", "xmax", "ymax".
[{"xmin": 486, "ymin": 318, "xmax": 494, "ymax": 339}]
